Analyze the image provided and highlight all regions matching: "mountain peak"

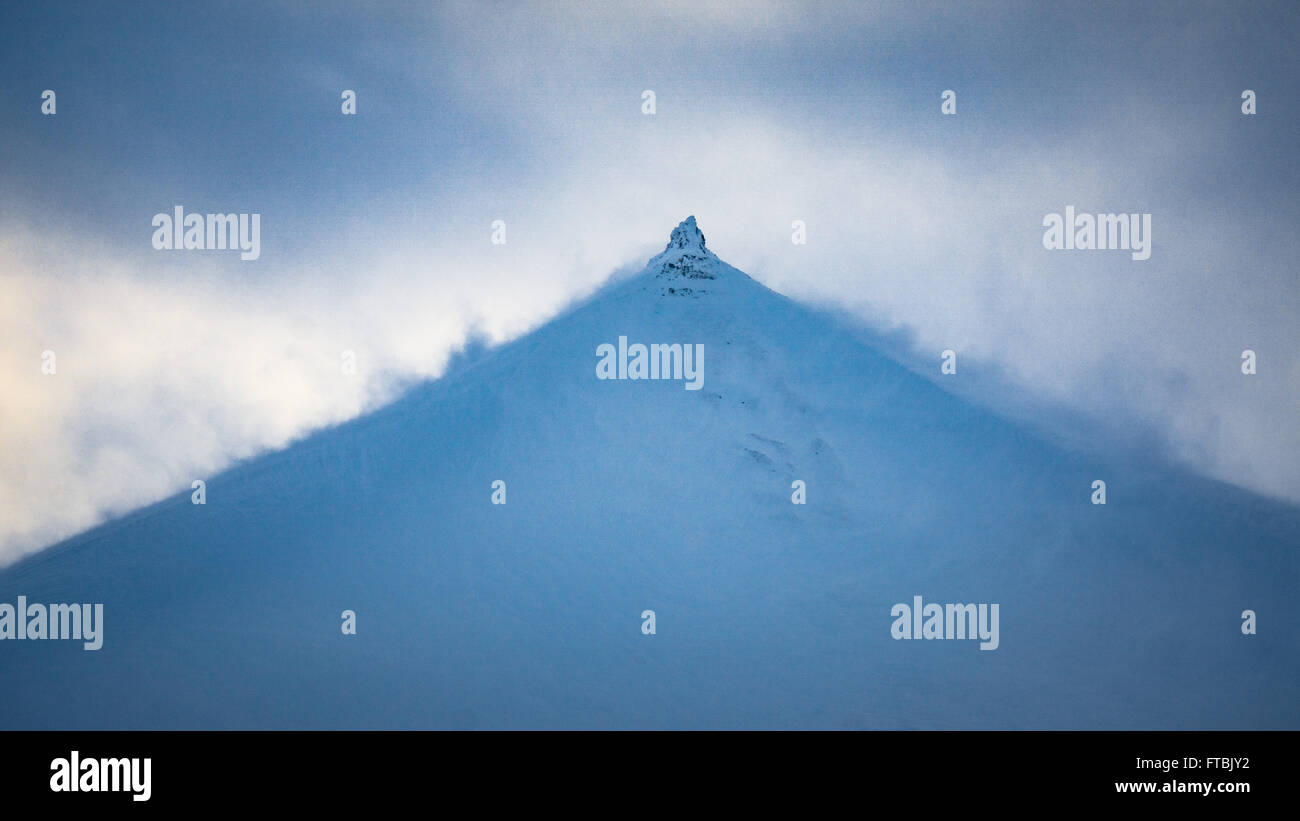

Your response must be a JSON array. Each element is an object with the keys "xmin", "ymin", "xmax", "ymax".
[
  {"xmin": 665, "ymin": 215, "xmax": 706, "ymax": 253},
  {"xmin": 647, "ymin": 216, "xmax": 721, "ymax": 292}
]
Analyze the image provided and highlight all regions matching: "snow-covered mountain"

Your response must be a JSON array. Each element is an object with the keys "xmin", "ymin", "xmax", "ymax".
[{"xmin": 2, "ymin": 217, "xmax": 1296, "ymax": 729}]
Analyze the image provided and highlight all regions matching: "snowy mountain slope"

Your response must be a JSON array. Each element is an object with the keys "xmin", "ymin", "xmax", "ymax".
[{"xmin": 2, "ymin": 217, "xmax": 1297, "ymax": 729}]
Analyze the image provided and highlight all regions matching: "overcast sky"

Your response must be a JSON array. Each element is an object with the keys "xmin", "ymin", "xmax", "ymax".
[{"xmin": 1, "ymin": 0, "xmax": 1297, "ymax": 564}]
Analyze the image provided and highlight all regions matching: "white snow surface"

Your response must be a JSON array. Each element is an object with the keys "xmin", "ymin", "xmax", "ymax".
[{"xmin": 1, "ymin": 218, "xmax": 1297, "ymax": 728}]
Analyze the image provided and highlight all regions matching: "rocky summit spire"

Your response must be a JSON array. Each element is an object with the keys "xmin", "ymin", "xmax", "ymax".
[
  {"xmin": 665, "ymin": 215, "xmax": 706, "ymax": 253},
  {"xmin": 648, "ymin": 216, "xmax": 720, "ymax": 292}
]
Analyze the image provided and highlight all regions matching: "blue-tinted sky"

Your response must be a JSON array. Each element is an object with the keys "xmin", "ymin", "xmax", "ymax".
[{"xmin": 1, "ymin": 0, "xmax": 1297, "ymax": 561}]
